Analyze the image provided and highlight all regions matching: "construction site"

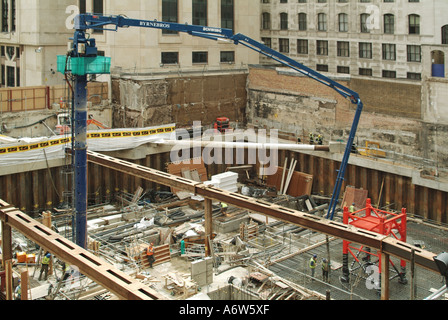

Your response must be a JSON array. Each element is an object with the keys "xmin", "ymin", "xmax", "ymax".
[{"xmin": 1, "ymin": 7, "xmax": 448, "ymax": 304}]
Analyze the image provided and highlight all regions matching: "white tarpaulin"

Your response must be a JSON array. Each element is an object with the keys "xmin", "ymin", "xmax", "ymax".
[{"xmin": 0, "ymin": 124, "xmax": 176, "ymax": 167}]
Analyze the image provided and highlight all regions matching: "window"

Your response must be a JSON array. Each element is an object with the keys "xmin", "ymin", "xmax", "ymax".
[
  {"xmin": 221, "ymin": 0, "xmax": 234, "ymax": 32},
  {"xmin": 382, "ymin": 44, "xmax": 396, "ymax": 60},
  {"xmin": 79, "ymin": 0, "xmax": 86, "ymax": 13},
  {"xmin": 262, "ymin": 13, "xmax": 271, "ymax": 30},
  {"xmin": 337, "ymin": 41, "xmax": 350, "ymax": 57},
  {"xmin": 280, "ymin": 0, "xmax": 287, "ymax": 3},
  {"xmin": 407, "ymin": 72, "xmax": 421, "ymax": 80},
  {"xmin": 92, "ymin": 0, "xmax": 103, "ymax": 34},
  {"xmin": 318, "ymin": 13, "xmax": 327, "ymax": 31},
  {"xmin": 443, "ymin": 25, "xmax": 448, "ymax": 44},
  {"xmin": 318, "ymin": 0, "xmax": 327, "ymax": 3},
  {"xmin": 1, "ymin": 0, "xmax": 15, "ymax": 33},
  {"xmin": 409, "ymin": 14, "xmax": 420, "ymax": 34},
  {"xmin": 193, "ymin": 0, "xmax": 207, "ymax": 26},
  {"xmin": 382, "ymin": 70, "xmax": 396, "ymax": 78},
  {"xmin": 279, "ymin": 38, "xmax": 289, "ymax": 53},
  {"xmin": 407, "ymin": 45, "xmax": 421, "ymax": 62},
  {"xmin": 298, "ymin": 0, "xmax": 306, "ymax": 2},
  {"xmin": 161, "ymin": 52, "xmax": 179, "ymax": 65},
  {"xmin": 280, "ymin": 13, "xmax": 288, "ymax": 30},
  {"xmin": 359, "ymin": 68, "xmax": 372, "ymax": 76},
  {"xmin": 359, "ymin": 42, "xmax": 372, "ymax": 59},
  {"xmin": 337, "ymin": 66, "xmax": 350, "ymax": 74},
  {"xmin": 0, "ymin": 44, "xmax": 19, "ymax": 87},
  {"xmin": 2, "ymin": 0, "xmax": 8, "ymax": 32},
  {"xmin": 297, "ymin": 39, "xmax": 308, "ymax": 54},
  {"xmin": 262, "ymin": 37, "xmax": 271, "ymax": 48},
  {"xmin": 6, "ymin": 65, "xmax": 13, "ymax": 87},
  {"xmin": 384, "ymin": 14, "xmax": 394, "ymax": 34},
  {"xmin": 360, "ymin": 13, "xmax": 370, "ymax": 33},
  {"xmin": 339, "ymin": 13, "xmax": 348, "ymax": 32},
  {"xmin": 298, "ymin": 13, "xmax": 307, "ymax": 31},
  {"xmin": 220, "ymin": 51, "xmax": 235, "ymax": 63},
  {"xmin": 193, "ymin": 51, "xmax": 208, "ymax": 64},
  {"xmin": 316, "ymin": 40, "xmax": 328, "ymax": 55},
  {"xmin": 162, "ymin": 0, "xmax": 178, "ymax": 35},
  {"xmin": 316, "ymin": 64, "xmax": 328, "ymax": 72}
]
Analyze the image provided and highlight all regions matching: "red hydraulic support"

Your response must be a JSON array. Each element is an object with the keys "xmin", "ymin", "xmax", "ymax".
[{"xmin": 341, "ymin": 198, "xmax": 408, "ymax": 284}]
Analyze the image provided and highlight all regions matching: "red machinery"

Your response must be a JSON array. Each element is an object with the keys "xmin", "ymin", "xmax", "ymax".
[
  {"xmin": 341, "ymin": 198, "xmax": 408, "ymax": 285},
  {"xmin": 214, "ymin": 117, "xmax": 231, "ymax": 133}
]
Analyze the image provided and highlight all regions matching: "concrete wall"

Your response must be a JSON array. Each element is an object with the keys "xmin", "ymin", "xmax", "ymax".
[
  {"xmin": 246, "ymin": 65, "xmax": 448, "ymax": 170},
  {"xmin": 111, "ymin": 72, "xmax": 248, "ymax": 128}
]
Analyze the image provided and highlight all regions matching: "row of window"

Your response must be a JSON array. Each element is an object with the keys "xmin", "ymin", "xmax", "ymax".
[
  {"xmin": 162, "ymin": 0, "xmax": 234, "ymax": 34},
  {"xmin": 265, "ymin": 38, "xmax": 422, "ymax": 62},
  {"xmin": 263, "ymin": 12, "xmax": 423, "ymax": 36},
  {"xmin": 313, "ymin": 64, "xmax": 421, "ymax": 80},
  {"xmin": 264, "ymin": 0, "xmax": 420, "ymax": 3},
  {"xmin": 161, "ymin": 51, "xmax": 235, "ymax": 65}
]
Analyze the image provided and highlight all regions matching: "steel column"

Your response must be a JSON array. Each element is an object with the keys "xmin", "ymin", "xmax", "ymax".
[{"xmin": 74, "ymin": 74, "xmax": 88, "ymax": 248}]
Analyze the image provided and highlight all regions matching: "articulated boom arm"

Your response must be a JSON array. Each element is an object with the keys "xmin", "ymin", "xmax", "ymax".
[{"xmin": 72, "ymin": 13, "xmax": 364, "ymax": 225}]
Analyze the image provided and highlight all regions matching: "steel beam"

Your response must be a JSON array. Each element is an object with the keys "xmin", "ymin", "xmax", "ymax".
[
  {"xmin": 0, "ymin": 200, "xmax": 164, "ymax": 300},
  {"xmin": 85, "ymin": 150, "xmax": 440, "ymax": 274}
]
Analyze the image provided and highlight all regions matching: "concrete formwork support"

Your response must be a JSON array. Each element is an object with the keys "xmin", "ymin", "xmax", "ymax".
[
  {"xmin": 204, "ymin": 198, "xmax": 213, "ymax": 257},
  {"xmin": 20, "ymin": 270, "xmax": 28, "ymax": 300},
  {"xmin": 1, "ymin": 219, "xmax": 12, "ymax": 265},
  {"xmin": 381, "ymin": 252, "xmax": 390, "ymax": 300},
  {"xmin": 5, "ymin": 259, "xmax": 12, "ymax": 300}
]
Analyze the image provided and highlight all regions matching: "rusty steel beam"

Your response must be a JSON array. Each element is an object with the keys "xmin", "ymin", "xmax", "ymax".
[
  {"xmin": 86, "ymin": 150, "xmax": 440, "ymax": 274},
  {"xmin": 0, "ymin": 200, "xmax": 164, "ymax": 301}
]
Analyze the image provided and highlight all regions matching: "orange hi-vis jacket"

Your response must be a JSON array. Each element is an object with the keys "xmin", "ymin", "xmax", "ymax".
[{"xmin": 147, "ymin": 246, "xmax": 154, "ymax": 256}]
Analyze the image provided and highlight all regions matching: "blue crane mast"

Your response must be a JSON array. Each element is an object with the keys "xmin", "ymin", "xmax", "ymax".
[{"xmin": 67, "ymin": 13, "xmax": 363, "ymax": 248}]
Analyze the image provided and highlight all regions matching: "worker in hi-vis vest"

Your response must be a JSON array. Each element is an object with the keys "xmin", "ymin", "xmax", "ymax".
[
  {"xmin": 309, "ymin": 254, "xmax": 317, "ymax": 280},
  {"xmin": 146, "ymin": 243, "xmax": 155, "ymax": 268},
  {"xmin": 39, "ymin": 252, "xmax": 51, "ymax": 281}
]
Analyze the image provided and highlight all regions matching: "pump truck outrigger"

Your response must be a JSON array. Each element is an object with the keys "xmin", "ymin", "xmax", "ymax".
[{"xmin": 65, "ymin": 13, "xmax": 363, "ymax": 248}]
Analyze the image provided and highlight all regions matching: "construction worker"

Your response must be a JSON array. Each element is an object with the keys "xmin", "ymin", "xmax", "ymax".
[
  {"xmin": 62, "ymin": 262, "xmax": 71, "ymax": 282},
  {"xmin": 309, "ymin": 254, "xmax": 317, "ymax": 280},
  {"xmin": 316, "ymin": 134, "xmax": 323, "ymax": 145},
  {"xmin": 146, "ymin": 243, "xmax": 155, "ymax": 268},
  {"xmin": 349, "ymin": 203, "xmax": 355, "ymax": 213},
  {"xmin": 38, "ymin": 252, "xmax": 51, "ymax": 281},
  {"xmin": 180, "ymin": 239, "xmax": 185, "ymax": 255},
  {"xmin": 322, "ymin": 258, "xmax": 329, "ymax": 283},
  {"xmin": 309, "ymin": 133, "xmax": 314, "ymax": 145},
  {"xmin": 220, "ymin": 202, "xmax": 228, "ymax": 215},
  {"xmin": 14, "ymin": 279, "xmax": 21, "ymax": 300}
]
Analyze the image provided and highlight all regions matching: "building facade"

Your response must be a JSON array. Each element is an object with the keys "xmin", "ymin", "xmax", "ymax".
[
  {"xmin": 260, "ymin": 0, "xmax": 448, "ymax": 80},
  {"xmin": 0, "ymin": 0, "xmax": 261, "ymax": 87},
  {"xmin": 0, "ymin": 0, "xmax": 74, "ymax": 87},
  {"xmin": 81, "ymin": 0, "xmax": 260, "ymax": 76}
]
